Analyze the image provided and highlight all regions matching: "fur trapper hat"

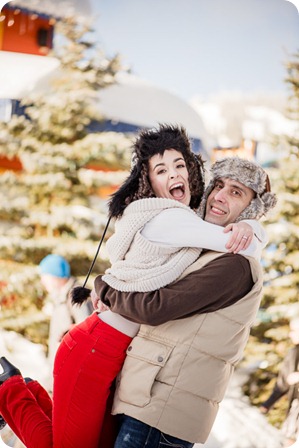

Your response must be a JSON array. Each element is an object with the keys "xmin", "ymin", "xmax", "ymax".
[
  {"xmin": 108, "ymin": 123, "xmax": 205, "ymax": 218},
  {"xmin": 199, "ymin": 157, "xmax": 277, "ymax": 221}
]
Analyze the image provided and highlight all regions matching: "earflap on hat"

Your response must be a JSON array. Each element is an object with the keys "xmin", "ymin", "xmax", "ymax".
[
  {"xmin": 108, "ymin": 163, "xmax": 147, "ymax": 219},
  {"xmin": 236, "ymin": 191, "xmax": 277, "ymax": 222},
  {"xmin": 198, "ymin": 180, "xmax": 213, "ymax": 219},
  {"xmin": 187, "ymin": 153, "xmax": 205, "ymax": 210}
]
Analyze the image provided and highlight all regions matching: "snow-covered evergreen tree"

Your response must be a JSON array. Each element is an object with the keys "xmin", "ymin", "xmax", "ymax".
[
  {"xmin": 0, "ymin": 17, "xmax": 131, "ymax": 337},
  {"xmin": 243, "ymin": 52, "xmax": 299, "ymax": 428}
]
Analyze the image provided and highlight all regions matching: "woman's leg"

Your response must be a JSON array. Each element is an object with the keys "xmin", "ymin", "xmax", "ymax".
[
  {"xmin": 26, "ymin": 380, "xmax": 53, "ymax": 420},
  {"xmin": 0, "ymin": 375, "xmax": 52, "ymax": 448},
  {"xmin": 52, "ymin": 313, "xmax": 132, "ymax": 448},
  {"xmin": 97, "ymin": 383, "xmax": 119, "ymax": 448}
]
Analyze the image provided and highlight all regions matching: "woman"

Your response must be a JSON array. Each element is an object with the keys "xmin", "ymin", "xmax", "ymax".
[{"xmin": 0, "ymin": 124, "xmax": 262, "ymax": 448}]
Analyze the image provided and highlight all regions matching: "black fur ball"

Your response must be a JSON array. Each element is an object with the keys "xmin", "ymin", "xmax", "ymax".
[{"xmin": 70, "ymin": 286, "xmax": 91, "ymax": 306}]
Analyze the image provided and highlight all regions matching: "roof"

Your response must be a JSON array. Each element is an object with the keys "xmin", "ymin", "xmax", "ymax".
[
  {"xmin": 0, "ymin": 51, "xmax": 60, "ymax": 99},
  {"xmin": 9, "ymin": 0, "xmax": 91, "ymax": 19}
]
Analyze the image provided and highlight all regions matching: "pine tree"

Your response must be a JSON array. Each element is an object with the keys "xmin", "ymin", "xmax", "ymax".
[
  {"xmin": 0, "ymin": 16, "xmax": 132, "ymax": 340},
  {"xmin": 243, "ymin": 52, "xmax": 299, "ymax": 427}
]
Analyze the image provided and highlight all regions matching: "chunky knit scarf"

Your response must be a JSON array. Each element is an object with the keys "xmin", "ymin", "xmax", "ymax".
[{"xmin": 103, "ymin": 198, "xmax": 201, "ymax": 292}]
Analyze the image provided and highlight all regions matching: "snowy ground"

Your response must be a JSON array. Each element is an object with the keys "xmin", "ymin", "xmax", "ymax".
[
  {"xmin": 0, "ymin": 329, "xmax": 50, "ymax": 448},
  {"xmin": 1, "ymin": 330, "xmax": 284, "ymax": 448},
  {"xmin": 0, "ymin": 330, "xmax": 50, "ymax": 388},
  {"xmin": 197, "ymin": 368, "xmax": 283, "ymax": 448}
]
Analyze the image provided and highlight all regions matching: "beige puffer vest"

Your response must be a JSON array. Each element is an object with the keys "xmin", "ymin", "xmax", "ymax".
[{"xmin": 112, "ymin": 251, "xmax": 263, "ymax": 443}]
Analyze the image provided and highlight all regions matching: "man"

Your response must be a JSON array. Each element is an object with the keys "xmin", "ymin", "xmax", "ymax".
[{"xmin": 95, "ymin": 157, "xmax": 277, "ymax": 447}]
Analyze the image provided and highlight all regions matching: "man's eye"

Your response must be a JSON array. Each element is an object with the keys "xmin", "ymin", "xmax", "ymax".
[{"xmin": 232, "ymin": 190, "xmax": 241, "ymax": 196}]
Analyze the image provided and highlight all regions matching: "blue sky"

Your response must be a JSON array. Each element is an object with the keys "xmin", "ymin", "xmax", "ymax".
[{"xmin": 91, "ymin": 0, "xmax": 299, "ymax": 101}]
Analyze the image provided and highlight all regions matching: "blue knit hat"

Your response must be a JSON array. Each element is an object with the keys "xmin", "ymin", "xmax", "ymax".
[{"xmin": 39, "ymin": 254, "xmax": 70, "ymax": 278}]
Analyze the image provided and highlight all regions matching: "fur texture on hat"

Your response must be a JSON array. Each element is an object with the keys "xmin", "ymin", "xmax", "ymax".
[
  {"xmin": 199, "ymin": 157, "xmax": 277, "ymax": 221},
  {"xmin": 108, "ymin": 124, "xmax": 205, "ymax": 218}
]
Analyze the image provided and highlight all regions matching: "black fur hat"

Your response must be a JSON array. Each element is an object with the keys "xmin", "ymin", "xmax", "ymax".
[{"xmin": 108, "ymin": 123, "xmax": 205, "ymax": 219}]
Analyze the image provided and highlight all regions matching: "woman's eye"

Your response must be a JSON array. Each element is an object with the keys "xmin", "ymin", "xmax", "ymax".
[{"xmin": 157, "ymin": 169, "xmax": 166, "ymax": 175}]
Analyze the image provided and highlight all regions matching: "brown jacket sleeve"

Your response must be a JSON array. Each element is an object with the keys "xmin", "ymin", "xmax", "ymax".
[{"xmin": 94, "ymin": 254, "xmax": 253, "ymax": 326}]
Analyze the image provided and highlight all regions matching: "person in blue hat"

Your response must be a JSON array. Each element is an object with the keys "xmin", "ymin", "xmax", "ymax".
[{"xmin": 39, "ymin": 254, "xmax": 92, "ymax": 387}]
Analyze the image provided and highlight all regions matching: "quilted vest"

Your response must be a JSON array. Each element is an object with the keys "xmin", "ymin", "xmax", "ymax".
[{"xmin": 112, "ymin": 251, "xmax": 263, "ymax": 443}]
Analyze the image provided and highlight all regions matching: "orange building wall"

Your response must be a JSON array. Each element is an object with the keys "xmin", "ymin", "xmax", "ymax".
[
  {"xmin": 0, "ymin": 6, "xmax": 54, "ymax": 55},
  {"xmin": 0, "ymin": 156, "xmax": 23, "ymax": 172},
  {"xmin": 0, "ymin": 15, "xmax": 4, "ymax": 49},
  {"xmin": 0, "ymin": 6, "xmax": 54, "ymax": 172},
  {"xmin": 211, "ymin": 140, "xmax": 257, "ymax": 163}
]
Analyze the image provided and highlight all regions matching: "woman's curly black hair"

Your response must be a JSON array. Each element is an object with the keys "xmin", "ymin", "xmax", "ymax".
[{"xmin": 108, "ymin": 124, "xmax": 205, "ymax": 219}]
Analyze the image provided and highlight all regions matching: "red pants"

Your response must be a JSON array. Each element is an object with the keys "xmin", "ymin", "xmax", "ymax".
[{"xmin": 0, "ymin": 313, "xmax": 132, "ymax": 448}]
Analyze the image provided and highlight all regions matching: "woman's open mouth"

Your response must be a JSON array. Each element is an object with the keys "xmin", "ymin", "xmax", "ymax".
[{"xmin": 169, "ymin": 183, "xmax": 185, "ymax": 200}]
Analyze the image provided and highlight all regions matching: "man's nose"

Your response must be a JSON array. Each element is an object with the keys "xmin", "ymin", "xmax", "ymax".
[{"xmin": 214, "ymin": 189, "xmax": 226, "ymax": 202}]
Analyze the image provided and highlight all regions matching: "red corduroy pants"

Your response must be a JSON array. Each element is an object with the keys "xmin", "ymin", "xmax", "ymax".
[{"xmin": 0, "ymin": 313, "xmax": 132, "ymax": 448}]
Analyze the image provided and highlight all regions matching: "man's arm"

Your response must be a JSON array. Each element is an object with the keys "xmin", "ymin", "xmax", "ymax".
[{"xmin": 95, "ymin": 254, "xmax": 254, "ymax": 326}]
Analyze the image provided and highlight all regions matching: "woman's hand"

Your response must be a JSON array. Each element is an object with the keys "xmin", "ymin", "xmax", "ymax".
[
  {"xmin": 90, "ymin": 288, "xmax": 109, "ymax": 312},
  {"xmin": 223, "ymin": 222, "xmax": 253, "ymax": 253}
]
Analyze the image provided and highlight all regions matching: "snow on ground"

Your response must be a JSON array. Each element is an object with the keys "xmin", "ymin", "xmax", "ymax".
[
  {"xmin": 0, "ymin": 330, "xmax": 51, "ymax": 447},
  {"xmin": 197, "ymin": 368, "xmax": 283, "ymax": 448},
  {"xmin": 0, "ymin": 330, "xmax": 50, "ymax": 388}
]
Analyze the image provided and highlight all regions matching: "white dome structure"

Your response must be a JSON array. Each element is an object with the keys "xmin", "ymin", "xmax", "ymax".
[{"xmin": 98, "ymin": 73, "xmax": 211, "ymax": 159}]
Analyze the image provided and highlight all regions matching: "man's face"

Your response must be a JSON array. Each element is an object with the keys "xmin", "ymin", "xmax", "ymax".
[
  {"xmin": 41, "ymin": 274, "xmax": 67, "ymax": 293},
  {"xmin": 205, "ymin": 177, "xmax": 255, "ymax": 226}
]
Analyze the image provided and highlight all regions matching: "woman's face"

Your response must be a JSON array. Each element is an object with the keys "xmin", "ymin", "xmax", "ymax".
[{"xmin": 148, "ymin": 149, "xmax": 191, "ymax": 206}]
